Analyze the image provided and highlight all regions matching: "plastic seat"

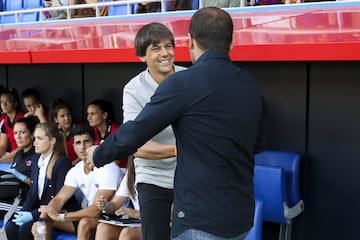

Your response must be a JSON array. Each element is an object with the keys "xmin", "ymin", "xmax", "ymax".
[
  {"xmin": 53, "ymin": 230, "xmax": 77, "ymax": 240},
  {"xmin": 23, "ymin": 0, "xmax": 43, "ymax": 9},
  {"xmin": 254, "ymin": 150, "xmax": 305, "ymax": 240},
  {"xmin": 245, "ymin": 199, "xmax": 264, "ymax": 240},
  {"xmin": 192, "ymin": 0, "xmax": 199, "ymax": 9},
  {"xmin": 108, "ymin": 4, "xmax": 128, "ymax": 16},
  {"xmin": 0, "ymin": 162, "xmax": 11, "ymax": 171}
]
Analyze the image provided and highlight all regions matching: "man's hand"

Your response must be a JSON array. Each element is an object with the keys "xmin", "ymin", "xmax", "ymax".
[
  {"xmin": 39, "ymin": 206, "xmax": 60, "ymax": 221},
  {"xmin": 86, "ymin": 145, "xmax": 98, "ymax": 170}
]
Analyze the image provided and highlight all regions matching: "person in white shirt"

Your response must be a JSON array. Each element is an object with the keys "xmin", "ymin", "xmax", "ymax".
[
  {"xmin": 37, "ymin": 125, "xmax": 124, "ymax": 240},
  {"xmin": 95, "ymin": 156, "xmax": 141, "ymax": 240}
]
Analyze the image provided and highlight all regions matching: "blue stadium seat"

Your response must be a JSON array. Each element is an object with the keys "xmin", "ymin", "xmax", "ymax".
[
  {"xmin": 254, "ymin": 150, "xmax": 305, "ymax": 240},
  {"xmin": 245, "ymin": 199, "xmax": 264, "ymax": 240},
  {"xmin": 192, "ymin": 0, "xmax": 199, "ymax": 9},
  {"xmin": 1, "ymin": 0, "xmax": 23, "ymax": 24},
  {"xmin": 21, "ymin": 0, "xmax": 43, "ymax": 22},
  {"xmin": 0, "ymin": 162, "xmax": 11, "ymax": 171},
  {"xmin": 53, "ymin": 230, "xmax": 77, "ymax": 240},
  {"xmin": 108, "ymin": 4, "xmax": 128, "ymax": 16}
]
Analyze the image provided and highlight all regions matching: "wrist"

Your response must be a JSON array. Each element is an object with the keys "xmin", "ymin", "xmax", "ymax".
[
  {"xmin": 59, "ymin": 213, "xmax": 66, "ymax": 222},
  {"xmin": 102, "ymin": 201, "xmax": 109, "ymax": 212}
]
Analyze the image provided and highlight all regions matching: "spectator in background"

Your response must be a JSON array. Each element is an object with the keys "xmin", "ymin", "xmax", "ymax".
[
  {"xmin": 0, "ymin": 88, "xmax": 24, "ymax": 163},
  {"xmin": 21, "ymin": 88, "xmax": 47, "ymax": 123},
  {"xmin": 5, "ymin": 123, "xmax": 80, "ymax": 240},
  {"xmin": 48, "ymin": 98, "xmax": 79, "ymax": 164},
  {"xmin": 136, "ymin": 2, "xmax": 161, "ymax": 13},
  {"xmin": 86, "ymin": 99, "xmax": 127, "ymax": 168},
  {"xmin": 37, "ymin": 125, "xmax": 124, "ymax": 240},
  {"xmin": 201, "ymin": 0, "xmax": 240, "ymax": 8},
  {"xmin": 43, "ymin": 0, "xmax": 69, "ymax": 19},
  {"xmin": 167, "ymin": 0, "xmax": 192, "ymax": 11},
  {"xmin": 69, "ymin": 0, "xmax": 98, "ymax": 18}
]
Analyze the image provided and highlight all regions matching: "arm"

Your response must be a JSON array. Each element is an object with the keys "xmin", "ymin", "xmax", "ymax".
[
  {"xmin": 96, "ymin": 195, "xmax": 128, "ymax": 214},
  {"xmin": 61, "ymin": 189, "xmax": 115, "ymax": 221},
  {"xmin": 39, "ymin": 185, "xmax": 76, "ymax": 219},
  {"xmin": 0, "ymin": 133, "xmax": 9, "ymax": 159},
  {"xmin": 0, "ymin": 147, "xmax": 19, "ymax": 162},
  {"xmin": 134, "ymin": 140, "xmax": 176, "ymax": 159}
]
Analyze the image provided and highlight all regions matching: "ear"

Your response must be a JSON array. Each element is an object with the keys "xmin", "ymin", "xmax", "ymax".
[
  {"xmin": 188, "ymin": 33, "xmax": 194, "ymax": 49},
  {"xmin": 103, "ymin": 112, "xmax": 108, "ymax": 120},
  {"xmin": 230, "ymin": 41, "xmax": 234, "ymax": 51}
]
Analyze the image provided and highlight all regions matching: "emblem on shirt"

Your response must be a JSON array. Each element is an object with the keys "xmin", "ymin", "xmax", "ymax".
[
  {"xmin": 26, "ymin": 160, "xmax": 32, "ymax": 167},
  {"xmin": 177, "ymin": 211, "xmax": 185, "ymax": 218}
]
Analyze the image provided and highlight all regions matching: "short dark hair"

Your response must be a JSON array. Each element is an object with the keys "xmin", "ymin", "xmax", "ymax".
[
  {"xmin": 71, "ymin": 125, "xmax": 95, "ymax": 143},
  {"xmin": 135, "ymin": 22, "xmax": 175, "ymax": 57},
  {"xmin": 21, "ymin": 88, "xmax": 40, "ymax": 101},
  {"xmin": 1, "ymin": 88, "xmax": 22, "ymax": 112},
  {"xmin": 189, "ymin": 7, "xmax": 233, "ymax": 52},
  {"xmin": 49, "ymin": 98, "xmax": 71, "ymax": 124},
  {"xmin": 87, "ymin": 99, "xmax": 114, "ymax": 122},
  {"xmin": 15, "ymin": 116, "xmax": 40, "ymax": 134}
]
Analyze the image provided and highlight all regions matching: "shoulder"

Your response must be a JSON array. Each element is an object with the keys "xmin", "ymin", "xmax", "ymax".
[{"xmin": 124, "ymin": 70, "xmax": 147, "ymax": 89}]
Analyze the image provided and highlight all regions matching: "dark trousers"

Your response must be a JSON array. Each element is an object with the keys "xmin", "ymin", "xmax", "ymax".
[
  {"xmin": 5, "ymin": 220, "xmax": 34, "ymax": 240},
  {"xmin": 137, "ymin": 183, "xmax": 174, "ymax": 240}
]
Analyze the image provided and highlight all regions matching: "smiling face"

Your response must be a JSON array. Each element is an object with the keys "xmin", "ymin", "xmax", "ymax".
[
  {"xmin": 141, "ymin": 39, "xmax": 175, "ymax": 83},
  {"xmin": 14, "ymin": 122, "xmax": 33, "ymax": 151}
]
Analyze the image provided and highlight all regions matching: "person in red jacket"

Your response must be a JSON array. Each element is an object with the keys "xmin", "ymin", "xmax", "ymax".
[
  {"xmin": 87, "ymin": 99, "xmax": 127, "ymax": 168},
  {"xmin": 0, "ymin": 88, "xmax": 24, "ymax": 162}
]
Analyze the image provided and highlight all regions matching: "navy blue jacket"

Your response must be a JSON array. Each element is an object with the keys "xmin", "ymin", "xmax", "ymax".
[
  {"xmin": 22, "ymin": 154, "xmax": 79, "ymax": 220},
  {"xmin": 94, "ymin": 50, "xmax": 265, "ymax": 237}
]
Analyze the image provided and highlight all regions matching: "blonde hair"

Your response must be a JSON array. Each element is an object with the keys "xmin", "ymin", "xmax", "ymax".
[{"xmin": 35, "ymin": 122, "xmax": 66, "ymax": 179}]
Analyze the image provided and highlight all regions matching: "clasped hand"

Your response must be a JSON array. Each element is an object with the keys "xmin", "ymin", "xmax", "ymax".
[{"xmin": 13, "ymin": 211, "xmax": 33, "ymax": 226}]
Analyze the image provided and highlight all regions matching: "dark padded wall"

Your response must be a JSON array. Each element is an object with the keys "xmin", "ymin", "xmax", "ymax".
[
  {"xmin": 6, "ymin": 64, "xmax": 83, "ymax": 122},
  {"xmin": 306, "ymin": 62, "xmax": 360, "ymax": 240},
  {"xmin": 1, "ymin": 61, "xmax": 359, "ymax": 240}
]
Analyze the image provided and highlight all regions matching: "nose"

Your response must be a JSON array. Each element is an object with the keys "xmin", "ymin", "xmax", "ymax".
[{"xmin": 160, "ymin": 46, "xmax": 169, "ymax": 56}]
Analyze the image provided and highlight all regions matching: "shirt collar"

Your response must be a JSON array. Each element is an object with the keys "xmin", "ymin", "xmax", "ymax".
[{"xmin": 38, "ymin": 152, "xmax": 53, "ymax": 169}]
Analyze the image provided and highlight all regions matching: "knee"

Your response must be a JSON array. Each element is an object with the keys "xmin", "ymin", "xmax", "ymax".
[{"xmin": 77, "ymin": 217, "xmax": 96, "ymax": 236}]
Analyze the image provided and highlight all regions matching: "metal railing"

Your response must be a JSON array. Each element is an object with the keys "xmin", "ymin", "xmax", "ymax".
[{"xmin": 0, "ymin": 0, "xmax": 313, "ymax": 25}]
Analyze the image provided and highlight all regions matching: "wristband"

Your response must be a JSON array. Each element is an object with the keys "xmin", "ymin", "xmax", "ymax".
[{"xmin": 59, "ymin": 213, "xmax": 66, "ymax": 222}]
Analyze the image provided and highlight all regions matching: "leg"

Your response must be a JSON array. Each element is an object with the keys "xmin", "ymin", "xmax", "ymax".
[
  {"xmin": 95, "ymin": 222, "xmax": 122, "ymax": 240},
  {"xmin": 119, "ymin": 227, "xmax": 142, "ymax": 240},
  {"xmin": 77, "ymin": 217, "xmax": 99, "ymax": 240},
  {"xmin": 137, "ymin": 183, "xmax": 173, "ymax": 240}
]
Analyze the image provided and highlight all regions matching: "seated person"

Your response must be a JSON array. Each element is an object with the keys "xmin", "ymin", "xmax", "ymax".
[
  {"xmin": 95, "ymin": 156, "xmax": 141, "ymax": 240},
  {"xmin": 69, "ymin": 0, "xmax": 98, "ymax": 18},
  {"xmin": 86, "ymin": 99, "xmax": 127, "ymax": 168},
  {"xmin": 48, "ymin": 98, "xmax": 81, "ymax": 164},
  {"xmin": 136, "ymin": 2, "xmax": 161, "ymax": 13},
  {"xmin": 0, "ymin": 88, "xmax": 24, "ymax": 163},
  {"xmin": 201, "ymin": 0, "xmax": 240, "ymax": 8},
  {"xmin": 0, "ymin": 117, "xmax": 39, "ymax": 205},
  {"xmin": 5, "ymin": 123, "xmax": 79, "ymax": 240},
  {"xmin": 167, "ymin": 0, "xmax": 192, "ymax": 11},
  {"xmin": 37, "ymin": 125, "xmax": 124, "ymax": 240},
  {"xmin": 43, "ymin": 0, "xmax": 69, "ymax": 19},
  {"xmin": 21, "ymin": 88, "xmax": 47, "ymax": 123}
]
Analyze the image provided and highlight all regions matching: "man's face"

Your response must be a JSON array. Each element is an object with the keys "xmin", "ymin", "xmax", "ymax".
[
  {"xmin": 73, "ymin": 134, "xmax": 95, "ymax": 161},
  {"xmin": 142, "ymin": 39, "xmax": 175, "ymax": 78}
]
